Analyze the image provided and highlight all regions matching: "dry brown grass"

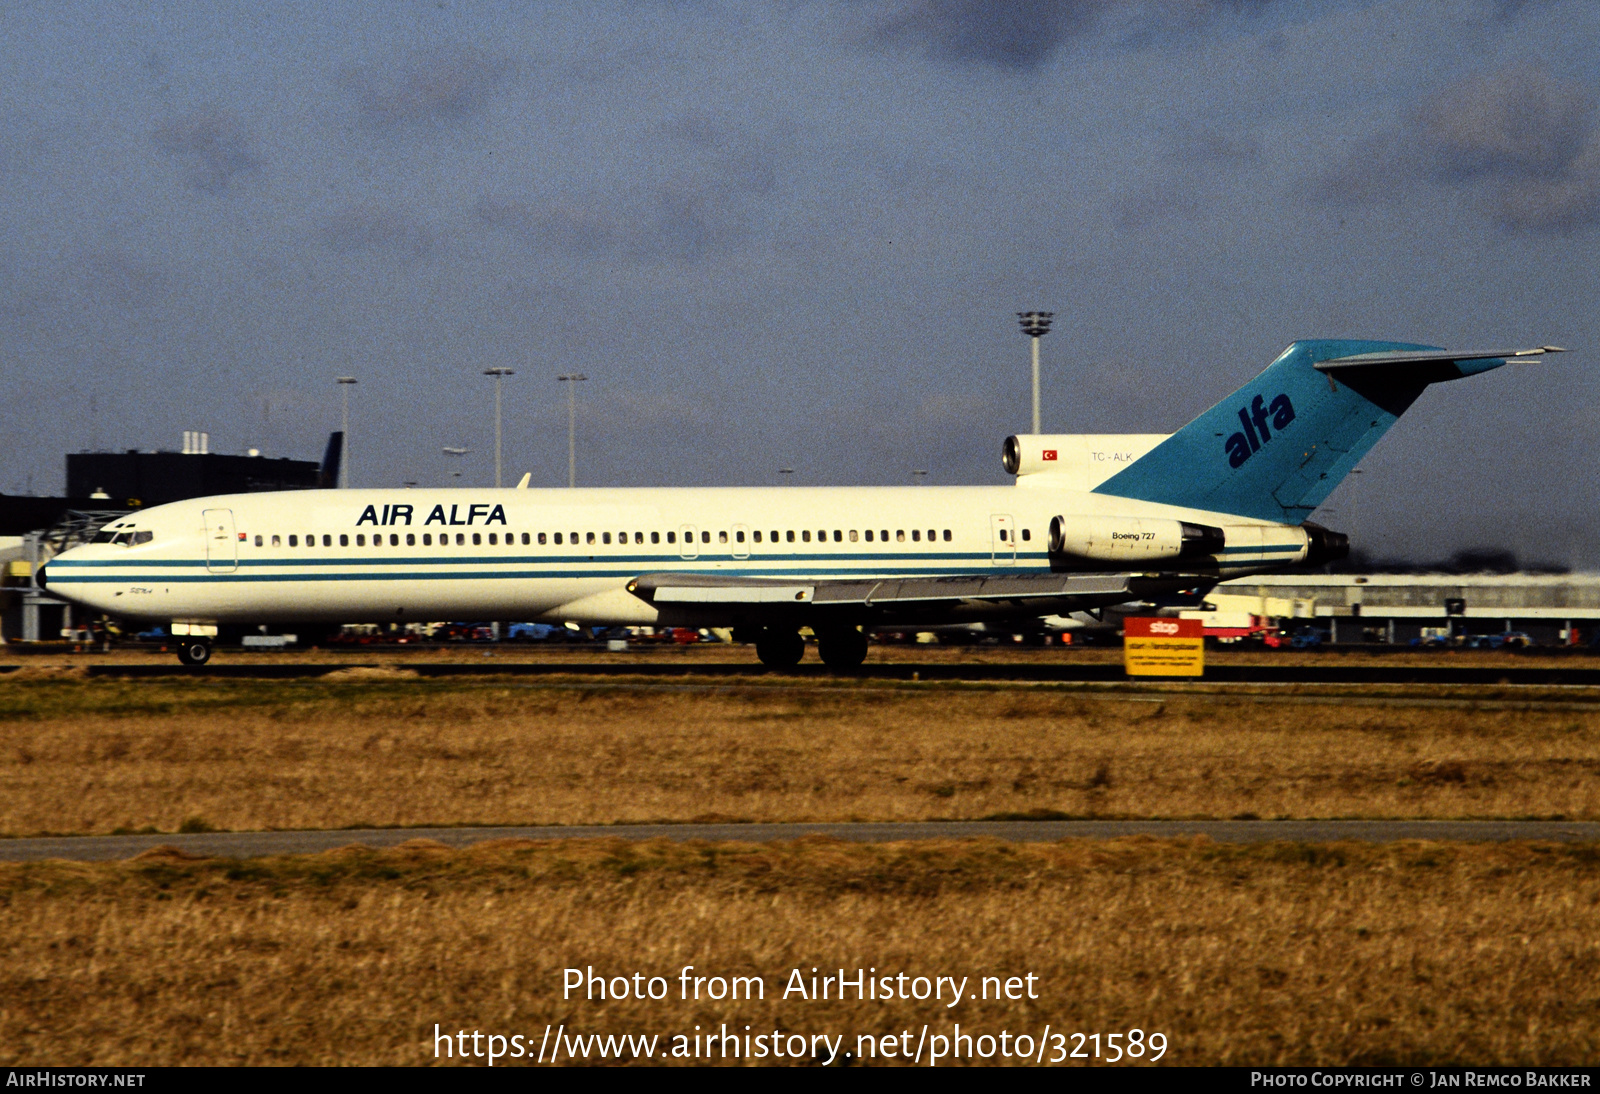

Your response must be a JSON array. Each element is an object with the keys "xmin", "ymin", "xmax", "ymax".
[
  {"xmin": 4, "ymin": 676, "xmax": 1600, "ymax": 835},
  {"xmin": 1, "ymin": 838, "xmax": 1597, "ymax": 1066}
]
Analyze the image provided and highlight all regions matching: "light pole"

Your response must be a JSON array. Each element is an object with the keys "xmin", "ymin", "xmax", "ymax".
[
  {"xmin": 1017, "ymin": 312, "xmax": 1053, "ymax": 435},
  {"xmin": 557, "ymin": 374, "xmax": 586, "ymax": 489},
  {"xmin": 484, "ymin": 367, "xmax": 515, "ymax": 488},
  {"xmin": 335, "ymin": 377, "xmax": 357, "ymax": 488}
]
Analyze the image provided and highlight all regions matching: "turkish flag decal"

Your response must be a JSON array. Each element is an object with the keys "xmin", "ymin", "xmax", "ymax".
[{"xmin": 1041, "ymin": 450, "xmax": 1058, "ymax": 461}]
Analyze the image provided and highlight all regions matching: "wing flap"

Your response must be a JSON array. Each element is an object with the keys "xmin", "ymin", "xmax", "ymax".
[{"xmin": 628, "ymin": 571, "xmax": 1181, "ymax": 611}]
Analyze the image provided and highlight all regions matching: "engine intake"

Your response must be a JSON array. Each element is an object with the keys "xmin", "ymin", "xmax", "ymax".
[
  {"xmin": 1302, "ymin": 521, "xmax": 1350, "ymax": 565},
  {"xmin": 1048, "ymin": 516, "xmax": 1224, "ymax": 562}
]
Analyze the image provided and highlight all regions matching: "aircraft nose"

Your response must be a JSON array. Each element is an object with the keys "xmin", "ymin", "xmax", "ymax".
[{"xmin": 35, "ymin": 563, "xmax": 47, "ymax": 590}]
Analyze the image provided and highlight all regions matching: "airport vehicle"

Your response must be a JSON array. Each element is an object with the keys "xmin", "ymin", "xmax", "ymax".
[{"xmin": 38, "ymin": 340, "xmax": 1562, "ymax": 669}]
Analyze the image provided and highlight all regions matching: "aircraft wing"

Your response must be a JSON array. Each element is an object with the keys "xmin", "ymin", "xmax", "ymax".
[
  {"xmin": 626, "ymin": 570, "xmax": 1204, "ymax": 624},
  {"xmin": 1313, "ymin": 345, "xmax": 1565, "ymax": 372}
]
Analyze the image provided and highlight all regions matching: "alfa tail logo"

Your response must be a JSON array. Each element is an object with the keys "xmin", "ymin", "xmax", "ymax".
[{"xmin": 1224, "ymin": 393, "xmax": 1296, "ymax": 469}]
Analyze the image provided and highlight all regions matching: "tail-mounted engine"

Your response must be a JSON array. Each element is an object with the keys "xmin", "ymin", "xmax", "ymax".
[{"xmin": 1048, "ymin": 515, "xmax": 1225, "ymax": 563}]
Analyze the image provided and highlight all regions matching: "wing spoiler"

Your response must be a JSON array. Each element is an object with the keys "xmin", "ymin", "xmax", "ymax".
[{"xmin": 1313, "ymin": 345, "xmax": 1565, "ymax": 372}]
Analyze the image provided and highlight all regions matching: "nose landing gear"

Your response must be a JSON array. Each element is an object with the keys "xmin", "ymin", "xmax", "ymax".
[{"xmin": 175, "ymin": 638, "xmax": 212, "ymax": 666}]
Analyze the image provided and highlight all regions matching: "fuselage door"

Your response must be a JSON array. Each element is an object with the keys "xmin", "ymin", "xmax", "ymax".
[
  {"xmin": 679, "ymin": 524, "xmax": 699, "ymax": 561},
  {"xmin": 731, "ymin": 523, "xmax": 751, "ymax": 560},
  {"xmin": 990, "ymin": 513, "xmax": 1016, "ymax": 566},
  {"xmin": 203, "ymin": 508, "xmax": 238, "ymax": 573}
]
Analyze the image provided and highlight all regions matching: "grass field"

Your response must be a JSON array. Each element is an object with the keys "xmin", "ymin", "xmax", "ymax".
[
  {"xmin": 6, "ymin": 651, "xmax": 1598, "ymax": 1067},
  {"xmin": 2, "ymin": 670, "xmax": 1599, "ymax": 835},
  {"xmin": 2, "ymin": 837, "xmax": 1597, "ymax": 1067}
]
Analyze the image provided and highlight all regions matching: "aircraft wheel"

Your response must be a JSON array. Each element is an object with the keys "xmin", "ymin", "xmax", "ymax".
[
  {"xmin": 816, "ymin": 626, "xmax": 868, "ymax": 670},
  {"xmin": 176, "ymin": 639, "xmax": 212, "ymax": 667},
  {"xmin": 755, "ymin": 628, "xmax": 805, "ymax": 668}
]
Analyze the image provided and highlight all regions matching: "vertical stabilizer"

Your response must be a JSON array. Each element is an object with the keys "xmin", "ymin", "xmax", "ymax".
[{"xmin": 1093, "ymin": 339, "xmax": 1513, "ymax": 523}]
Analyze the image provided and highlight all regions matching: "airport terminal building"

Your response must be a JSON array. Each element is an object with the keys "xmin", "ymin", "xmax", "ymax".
[{"xmin": 1212, "ymin": 572, "xmax": 1600, "ymax": 645}]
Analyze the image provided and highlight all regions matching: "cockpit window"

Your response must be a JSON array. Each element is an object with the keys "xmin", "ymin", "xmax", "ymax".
[{"xmin": 91, "ymin": 531, "xmax": 116, "ymax": 544}]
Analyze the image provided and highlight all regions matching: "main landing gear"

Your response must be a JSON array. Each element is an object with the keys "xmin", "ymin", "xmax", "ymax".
[
  {"xmin": 815, "ymin": 626, "xmax": 868, "ymax": 671},
  {"xmin": 175, "ymin": 638, "xmax": 212, "ymax": 667},
  {"xmin": 755, "ymin": 627, "xmax": 805, "ymax": 668}
]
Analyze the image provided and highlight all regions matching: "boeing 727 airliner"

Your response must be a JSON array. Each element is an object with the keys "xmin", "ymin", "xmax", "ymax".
[{"xmin": 40, "ymin": 339, "xmax": 1564, "ymax": 668}]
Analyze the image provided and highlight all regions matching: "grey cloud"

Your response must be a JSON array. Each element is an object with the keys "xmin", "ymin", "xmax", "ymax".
[
  {"xmin": 79, "ymin": 252, "xmax": 169, "ymax": 308},
  {"xmin": 1321, "ymin": 69, "xmax": 1600, "ymax": 233},
  {"xmin": 475, "ymin": 114, "xmax": 786, "ymax": 264},
  {"xmin": 341, "ymin": 47, "xmax": 512, "ymax": 129},
  {"xmin": 868, "ymin": 0, "xmax": 1100, "ymax": 70},
  {"xmin": 473, "ymin": 199, "xmax": 619, "ymax": 256},
  {"xmin": 473, "ymin": 192, "xmax": 716, "ymax": 263},
  {"xmin": 152, "ymin": 111, "xmax": 260, "ymax": 192},
  {"xmin": 319, "ymin": 208, "xmax": 433, "ymax": 260},
  {"xmin": 864, "ymin": 0, "xmax": 1269, "ymax": 71}
]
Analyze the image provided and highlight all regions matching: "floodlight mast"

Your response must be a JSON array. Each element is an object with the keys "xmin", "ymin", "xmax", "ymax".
[
  {"xmin": 557, "ymin": 374, "xmax": 587, "ymax": 488},
  {"xmin": 1017, "ymin": 311, "xmax": 1053, "ymax": 435},
  {"xmin": 484, "ymin": 368, "xmax": 515, "ymax": 488}
]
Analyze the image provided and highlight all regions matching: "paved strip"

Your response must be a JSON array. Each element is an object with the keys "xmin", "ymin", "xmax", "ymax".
[
  {"xmin": 4, "ymin": 659, "xmax": 1599, "ymax": 685},
  {"xmin": 3, "ymin": 820, "xmax": 1598, "ymax": 863}
]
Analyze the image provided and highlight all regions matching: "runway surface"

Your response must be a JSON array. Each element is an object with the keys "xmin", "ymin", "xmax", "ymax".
[
  {"xmin": 9, "ymin": 659, "xmax": 1600, "ymax": 685},
  {"xmin": 4, "ymin": 819, "xmax": 1599, "ymax": 862}
]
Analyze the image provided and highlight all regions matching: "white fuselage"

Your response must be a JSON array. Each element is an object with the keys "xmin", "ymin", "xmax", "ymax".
[{"xmin": 43, "ymin": 484, "xmax": 1309, "ymax": 628}]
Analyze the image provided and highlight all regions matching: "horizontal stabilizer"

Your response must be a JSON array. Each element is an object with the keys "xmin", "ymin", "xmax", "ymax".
[{"xmin": 1314, "ymin": 346, "xmax": 1565, "ymax": 372}]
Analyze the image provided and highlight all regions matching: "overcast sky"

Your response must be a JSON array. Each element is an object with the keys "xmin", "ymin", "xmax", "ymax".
[{"xmin": 3, "ymin": 0, "xmax": 1597, "ymax": 564}]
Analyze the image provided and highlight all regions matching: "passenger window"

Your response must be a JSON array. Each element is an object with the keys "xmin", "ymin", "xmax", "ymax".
[
  {"xmin": 603, "ymin": 532, "xmax": 612, "ymax": 545},
  {"xmin": 818, "ymin": 530, "xmax": 826, "ymax": 542},
  {"xmin": 587, "ymin": 532, "xmax": 596, "ymax": 545},
  {"xmin": 864, "ymin": 530, "xmax": 872, "ymax": 542},
  {"xmin": 1021, "ymin": 529, "xmax": 1031, "ymax": 542},
  {"xmin": 896, "ymin": 530, "xmax": 905, "ymax": 542},
  {"xmin": 719, "ymin": 530, "xmax": 728, "ymax": 544},
  {"xmin": 753, "ymin": 531, "xmax": 761, "ymax": 543},
  {"xmin": 272, "ymin": 535, "xmax": 281, "ymax": 547},
  {"xmin": 358, "ymin": 534, "xmax": 366, "ymax": 546},
  {"xmin": 635, "ymin": 532, "xmax": 643, "ymax": 545},
  {"xmin": 341, "ymin": 535, "xmax": 350, "ymax": 547},
  {"xmin": 786, "ymin": 530, "xmax": 795, "ymax": 543},
  {"xmin": 289, "ymin": 535, "xmax": 298, "ymax": 547},
  {"xmin": 701, "ymin": 531, "xmax": 710, "ymax": 544},
  {"xmin": 472, "ymin": 533, "xmax": 481, "ymax": 546},
  {"xmin": 570, "ymin": 531, "xmax": 578, "ymax": 543},
  {"xmin": 553, "ymin": 533, "xmax": 561, "ymax": 545},
  {"xmin": 943, "ymin": 530, "xmax": 952, "ymax": 541},
  {"xmin": 802, "ymin": 530, "xmax": 811, "ymax": 543},
  {"xmin": 254, "ymin": 534, "xmax": 263, "ymax": 547},
  {"xmin": 488, "ymin": 533, "xmax": 497, "ymax": 546},
  {"xmin": 849, "ymin": 530, "xmax": 858, "ymax": 542},
  {"xmin": 913, "ymin": 530, "xmax": 921, "ymax": 542},
  {"xmin": 407, "ymin": 533, "xmax": 415, "ymax": 546},
  {"xmin": 651, "ymin": 531, "xmax": 659, "ymax": 544},
  {"xmin": 666, "ymin": 531, "xmax": 676, "ymax": 544},
  {"xmin": 325, "ymin": 535, "xmax": 334, "ymax": 547},
  {"xmin": 771, "ymin": 530, "xmax": 779, "ymax": 542},
  {"xmin": 423, "ymin": 533, "xmax": 432, "ymax": 546},
  {"xmin": 928, "ymin": 529, "xmax": 936, "ymax": 541},
  {"xmin": 998, "ymin": 529, "xmax": 1007, "ymax": 541},
  {"xmin": 456, "ymin": 533, "xmax": 465, "ymax": 546},
  {"xmin": 538, "ymin": 533, "xmax": 547, "ymax": 545},
  {"xmin": 881, "ymin": 530, "xmax": 889, "ymax": 541}
]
